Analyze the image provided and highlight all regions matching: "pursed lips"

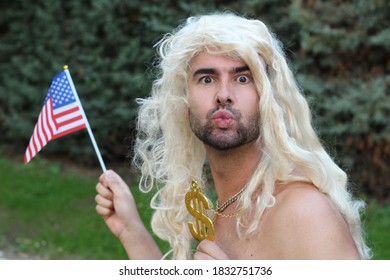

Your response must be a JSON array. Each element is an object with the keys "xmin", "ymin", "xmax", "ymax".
[{"xmin": 212, "ymin": 110, "xmax": 234, "ymax": 128}]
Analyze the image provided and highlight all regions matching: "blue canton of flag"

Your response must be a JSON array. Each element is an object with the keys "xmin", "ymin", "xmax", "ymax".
[{"xmin": 44, "ymin": 72, "xmax": 77, "ymax": 109}]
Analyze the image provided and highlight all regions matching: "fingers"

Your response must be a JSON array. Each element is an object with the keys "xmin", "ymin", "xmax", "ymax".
[
  {"xmin": 95, "ymin": 191, "xmax": 114, "ymax": 217},
  {"xmin": 95, "ymin": 193, "xmax": 114, "ymax": 209},
  {"xmin": 194, "ymin": 240, "xmax": 229, "ymax": 260},
  {"xmin": 96, "ymin": 170, "xmax": 117, "ymax": 217},
  {"xmin": 96, "ymin": 204, "xmax": 113, "ymax": 216},
  {"xmin": 96, "ymin": 182, "xmax": 113, "ymax": 199}
]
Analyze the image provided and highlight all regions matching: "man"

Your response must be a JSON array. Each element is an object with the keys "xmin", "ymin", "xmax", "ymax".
[{"xmin": 95, "ymin": 13, "xmax": 371, "ymax": 259}]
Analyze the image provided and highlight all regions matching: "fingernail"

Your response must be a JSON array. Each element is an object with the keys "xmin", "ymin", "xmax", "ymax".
[{"xmin": 105, "ymin": 170, "xmax": 113, "ymax": 177}]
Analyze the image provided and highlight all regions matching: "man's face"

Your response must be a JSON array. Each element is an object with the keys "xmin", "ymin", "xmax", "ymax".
[{"xmin": 187, "ymin": 52, "xmax": 260, "ymax": 151}]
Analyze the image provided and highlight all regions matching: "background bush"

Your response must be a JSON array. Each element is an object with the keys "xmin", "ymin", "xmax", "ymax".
[{"xmin": 0, "ymin": 0, "xmax": 389, "ymax": 199}]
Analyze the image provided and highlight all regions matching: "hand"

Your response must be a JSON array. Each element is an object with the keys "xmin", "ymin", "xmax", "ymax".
[
  {"xmin": 95, "ymin": 170, "xmax": 162, "ymax": 259},
  {"xmin": 194, "ymin": 240, "xmax": 230, "ymax": 260},
  {"xmin": 95, "ymin": 170, "xmax": 141, "ymax": 240}
]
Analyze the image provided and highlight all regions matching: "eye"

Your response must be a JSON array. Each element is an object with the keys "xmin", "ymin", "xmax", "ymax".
[
  {"xmin": 236, "ymin": 75, "xmax": 250, "ymax": 83},
  {"xmin": 200, "ymin": 76, "xmax": 214, "ymax": 84}
]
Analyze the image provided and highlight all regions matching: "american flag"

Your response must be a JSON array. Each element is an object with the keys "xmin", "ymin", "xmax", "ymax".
[{"xmin": 24, "ymin": 71, "xmax": 87, "ymax": 164}]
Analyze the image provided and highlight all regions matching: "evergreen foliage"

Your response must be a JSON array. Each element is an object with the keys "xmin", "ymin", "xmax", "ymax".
[
  {"xmin": 0, "ymin": 0, "xmax": 388, "ymax": 198},
  {"xmin": 290, "ymin": 0, "xmax": 390, "ymax": 198}
]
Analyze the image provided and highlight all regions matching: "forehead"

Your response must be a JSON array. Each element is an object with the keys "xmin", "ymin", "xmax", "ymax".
[{"xmin": 189, "ymin": 52, "xmax": 248, "ymax": 72}]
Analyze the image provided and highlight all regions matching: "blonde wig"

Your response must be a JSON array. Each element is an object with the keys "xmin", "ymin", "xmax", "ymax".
[{"xmin": 132, "ymin": 12, "xmax": 371, "ymax": 259}]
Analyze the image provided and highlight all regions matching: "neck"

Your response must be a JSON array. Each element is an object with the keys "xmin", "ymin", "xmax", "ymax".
[{"xmin": 205, "ymin": 141, "xmax": 261, "ymax": 208}]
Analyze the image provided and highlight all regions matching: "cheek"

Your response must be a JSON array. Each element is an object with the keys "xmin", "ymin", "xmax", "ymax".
[
  {"xmin": 251, "ymin": 97, "xmax": 260, "ymax": 112},
  {"xmin": 242, "ymin": 91, "xmax": 260, "ymax": 112},
  {"xmin": 187, "ymin": 95, "xmax": 209, "ymax": 116},
  {"xmin": 243, "ymin": 96, "xmax": 260, "ymax": 122}
]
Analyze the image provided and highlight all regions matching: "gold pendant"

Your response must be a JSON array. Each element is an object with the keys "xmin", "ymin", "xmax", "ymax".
[{"xmin": 185, "ymin": 180, "xmax": 215, "ymax": 241}]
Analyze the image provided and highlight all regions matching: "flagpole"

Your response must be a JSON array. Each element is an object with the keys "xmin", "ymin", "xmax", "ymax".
[{"xmin": 63, "ymin": 65, "xmax": 107, "ymax": 172}]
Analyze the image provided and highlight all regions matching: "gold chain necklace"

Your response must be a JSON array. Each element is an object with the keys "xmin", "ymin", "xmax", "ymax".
[{"xmin": 216, "ymin": 185, "xmax": 247, "ymax": 213}]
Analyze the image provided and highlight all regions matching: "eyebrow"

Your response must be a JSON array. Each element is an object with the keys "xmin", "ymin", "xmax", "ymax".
[
  {"xmin": 193, "ymin": 68, "xmax": 217, "ymax": 76},
  {"xmin": 192, "ymin": 66, "xmax": 250, "ymax": 77},
  {"xmin": 233, "ymin": 66, "xmax": 250, "ymax": 73}
]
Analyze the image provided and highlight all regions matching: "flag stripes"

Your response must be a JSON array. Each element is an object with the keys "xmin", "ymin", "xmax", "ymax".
[{"xmin": 24, "ymin": 98, "xmax": 55, "ymax": 164}]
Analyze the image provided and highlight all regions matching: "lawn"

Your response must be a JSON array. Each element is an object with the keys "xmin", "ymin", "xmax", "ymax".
[
  {"xmin": 0, "ymin": 156, "xmax": 388, "ymax": 259},
  {"xmin": 0, "ymin": 156, "xmax": 168, "ymax": 259},
  {"xmin": 364, "ymin": 200, "xmax": 390, "ymax": 260}
]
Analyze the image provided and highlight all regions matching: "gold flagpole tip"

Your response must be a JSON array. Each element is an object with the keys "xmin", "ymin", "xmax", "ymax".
[{"xmin": 63, "ymin": 65, "xmax": 69, "ymax": 70}]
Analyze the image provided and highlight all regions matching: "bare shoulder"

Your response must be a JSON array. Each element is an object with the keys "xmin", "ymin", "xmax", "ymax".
[
  {"xmin": 261, "ymin": 181, "xmax": 360, "ymax": 259},
  {"xmin": 273, "ymin": 182, "xmax": 337, "ymax": 217}
]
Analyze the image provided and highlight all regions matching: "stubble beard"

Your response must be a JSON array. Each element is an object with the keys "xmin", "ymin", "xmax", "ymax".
[{"xmin": 189, "ymin": 105, "xmax": 260, "ymax": 151}]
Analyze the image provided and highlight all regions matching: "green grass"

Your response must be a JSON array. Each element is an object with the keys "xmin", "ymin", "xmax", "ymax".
[
  {"xmin": 364, "ymin": 201, "xmax": 390, "ymax": 260},
  {"xmin": 0, "ymin": 156, "xmax": 389, "ymax": 259},
  {"xmin": 0, "ymin": 156, "xmax": 167, "ymax": 259}
]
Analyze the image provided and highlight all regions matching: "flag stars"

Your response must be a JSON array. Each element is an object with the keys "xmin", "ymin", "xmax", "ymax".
[{"xmin": 47, "ymin": 74, "xmax": 77, "ymax": 109}]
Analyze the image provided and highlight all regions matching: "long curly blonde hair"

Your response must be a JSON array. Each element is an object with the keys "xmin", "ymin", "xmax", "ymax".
[{"xmin": 132, "ymin": 12, "xmax": 371, "ymax": 259}]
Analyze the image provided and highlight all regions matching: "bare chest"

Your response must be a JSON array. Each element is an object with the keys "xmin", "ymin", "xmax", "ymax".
[
  {"xmin": 213, "ymin": 209, "xmax": 289, "ymax": 260},
  {"xmin": 213, "ymin": 218, "xmax": 269, "ymax": 259}
]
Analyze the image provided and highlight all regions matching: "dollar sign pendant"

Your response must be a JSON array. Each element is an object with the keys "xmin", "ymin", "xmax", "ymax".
[{"xmin": 185, "ymin": 180, "xmax": 215, "ymax": 241}]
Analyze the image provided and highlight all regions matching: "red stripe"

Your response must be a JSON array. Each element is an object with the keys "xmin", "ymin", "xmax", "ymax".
[
  {"xmin": 24, "ymin": 143, "xmax": 32, "ymax": 164},
  {"xmin": 28, "ymin": 144, "xmax": 34, "ymax": 161},
  {"xmin": 52, "ymin": 124, "xmax": 86, "ymax": 140},
  {"xmin": 25, "ymin": 131, "xmax": 35, "ymax": 164},
  {"xmin": 36, "ymin": 117, "xmax": 44, "ymax": 149},
  {"xmin": 47, "ymin": 99, "xmax": 58, "ymax": 134},
  {"xmin": 40, "ymin": 107, "xmax": 49, "ymax": 144},
  {"xmin": 45, "ymin": 99, "xmax": 54, "ymax": 138},
  {"xmin": 56, "ymin": 114, "xmax": 84, "ymax": 127},
  {"xmin": 32, "ymin": 127, "xmax": 39, "ymax": 156},
  {"xmin": 55, "ymin": 106, "xmax": 80, "ymax": 118}
]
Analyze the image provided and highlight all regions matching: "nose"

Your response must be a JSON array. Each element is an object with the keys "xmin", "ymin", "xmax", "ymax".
[{"xmin": 215, "ymin": 80, "xmax": 233, "ymax": 106}]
